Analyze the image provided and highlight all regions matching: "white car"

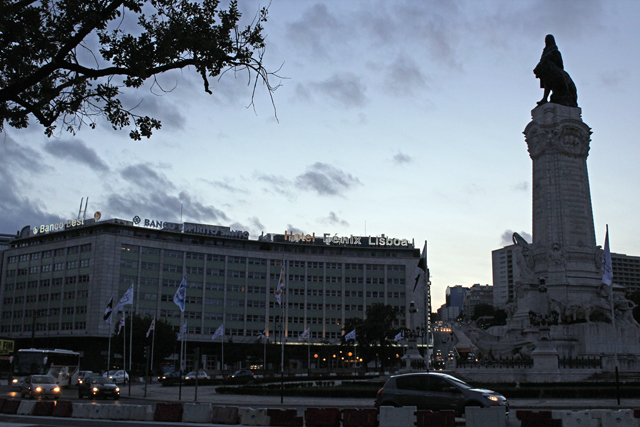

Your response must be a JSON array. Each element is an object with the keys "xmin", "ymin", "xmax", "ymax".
[
  {"xmin": 104, "ymin": 370, "xmax": 129, "ymax": 384},
  {"xmin": 184, "ymin": 370, "xmax": 210, "ymax": 380}
]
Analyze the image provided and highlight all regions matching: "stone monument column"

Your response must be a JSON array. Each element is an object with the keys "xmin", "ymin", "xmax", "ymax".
[{"xmin": 524, "ymin": 103, "xmax": 600, "ymax": 287}]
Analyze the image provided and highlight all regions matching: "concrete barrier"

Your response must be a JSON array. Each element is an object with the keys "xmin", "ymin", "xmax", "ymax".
[
  {"xmin": 2, "ymin": 400, "xmax": 20, "ymax": 414},
  {"xmin": 239, "ymin": 407, "xmax": 270, "ymax": 426},
  {"xmin": 465, "ymin": 406, "xmax": 506, "ymax": 427},
  {"xmin": 379, "ymin": 406, "xmax": 416, "ymax": 427},
  {"xmin": 551, "ymin": 410, "xmax": 598, "ymax": 427},
  {"xmin": 87, "ymin": 403, "xmax": 108, "ymax": 419},
  {"xmin": 17, "ymin": 400, "xmax": 37, "ymax": 415},
  {"xmin": 154, "ymin": 402, "xmax": 183, "ymax": 422},
  {"xmin": 71, "ymin": 402, "xmax": 90, "ymax": 418},
  {"xmin": 305, "ymin": 407, "xmax": 341, "ymax": 427},
  {"xmin": 211, "ymin": 406, "xmax": 241, "ymax": 424},
  {"xmin": 416, "ymin": 410, "xmax": 455, "ymax": 427},
  {"xmin": 183, "ymin": 403, "xmax": 213, "ymax": 423},
  {"xmin": 33, "ymin": 401, "xmax": 55, "ymax": 416},
  {"xmin": 342, "ymin": 408, "xmax": 378, "ymax": 427},
  {"xmin": 52, "ymin": 400, "xmax": 73, "ymax": 417},
  {"xmin": 599, "ymin": 409, "xmax": 638, "ymax": 427},
  {"xmin": 268, "ymin": 408, "xmax": 303, "ymax": 426},
  {"xmin": 127, "ymin": 404, "xmax": 153, "ymax": 421},
  {"xmin": 107, "ymin": 404, "xmax": 128, "ymax": 420}
]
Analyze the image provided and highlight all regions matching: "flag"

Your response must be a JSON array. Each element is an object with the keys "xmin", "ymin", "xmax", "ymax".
[
  {"xmin": 345, "ymin": 329, "xmax": 356, "ymax": 341},
  {"xmin": 103, "ymin": 297, "xmax": 113, "ymax": 324},
  {"xmin": 275, "ymin": 260, "xmax": 286, "ymax": 306},
  {"xmin": 212, "ymin": 324, "xmax": 224, "ymax": 340},
  {"xmin": 299, "ymin": 327, "xmax": 310, "ymax": 341},
  {"xmin": 394, "ymin": 331, "xmax": 404, "ymax": 342},
  {"xmin": 413, "ymin": 242, "xmax": 427, "ymax": 292},
  {"xmin": 117, "ymin": 313, "xmax": 125, "ymax": 335},
  {"xmin": 257, "ymin": 330, "xmax": 266, "ymax": 340},
  {"xmin": 602, "ymin": 225, "xmax": 613, "ymax": 286},
  {"xmin": 178, "ymin": 321, "xmax": 187, "ymax": 340},
  {"xmin": 173, "ymin": 272, "xmax": 187, "ymax": 312},
  {"xmin": 114, "ymin": 283, "xmax": 134, "ymax": 313},
  {"xmin": 146, "ymin": 316, "xmax": 155, "ymax": 338}
]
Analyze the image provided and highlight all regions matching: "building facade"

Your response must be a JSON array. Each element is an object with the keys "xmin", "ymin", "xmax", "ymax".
[
  {"xmin": 461, "ymin": 284, "xmax": 493, "ymax": 320},
  {"xmin": 611, "ymin": 253, "xmax": 640, "ymax": 293},
  {"xmin": 0, "ymin": 219, "xmax": 421, "ymax": 363},
  {"xmin": 491, "ymin": 245, "xmax": 516, "ymax": 308}
]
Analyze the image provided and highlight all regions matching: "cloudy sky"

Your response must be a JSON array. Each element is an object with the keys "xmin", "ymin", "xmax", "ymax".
[{"xmin": 2, "ymin": 0, "xmax": 639, "ymax": 309}]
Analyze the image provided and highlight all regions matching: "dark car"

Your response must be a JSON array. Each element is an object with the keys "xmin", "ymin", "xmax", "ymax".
[
  {"xmin": 78, "ymin": 376, "xmax": 120, "ymax": 400},
  {"xmin": 225, "ymin": 369, "xmax": 254, "ymax": 384},
  {"xmin": 374, "ymin": 372, "xmax": 507, "ymax": 415},
  {"xmin": 20, "ymin": 375, "xmax": 60, "ymax": 399}
]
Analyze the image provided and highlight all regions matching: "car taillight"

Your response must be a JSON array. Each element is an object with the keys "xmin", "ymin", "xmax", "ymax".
[{"xmin": 377, "ymin": 389, "xmax": 383, "ymax": 395}]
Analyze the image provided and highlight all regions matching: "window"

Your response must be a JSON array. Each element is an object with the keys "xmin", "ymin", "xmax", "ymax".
[
  {"xmin": 121, "ymin": 243, "xmax": 139, "ymax": 252},
  {"xmin": 247, "ymin": 300, "xmax": 265, "ymax": 308},
  {"xmin": 120, "ymin": 260, "xmax": 138, "ymax": 268},
  {"xmin": 248, "ymin": 258, "xmax": 266, "ymax": 265},
  {"xmin": 206, "ymin": 254, "xmax": 225, "ymax": 262},
  {"xmin": 74, "ymin": 322, "xmax": 86, "ymax": 330},
  {"xmin": 42, "ymin": 250, "xmax": 52, "ymax": 258},
  {"xmin": 38, "ymin": 295, "xmax": 49, "ymax": 302},
  {"xmin": 77, "ymin": 306, "xmax": 87, "ymax": 314},
  {"xmin": 185, "ymin": 266, "xmax": 203, "ymax": 275},
  {"xmin": 140, "ymin": 262, "xmax": 159, "ymax": 270},
  {"xmin": 4, "ymin": 283, "xmax": 13, "ymax": 291},
  {"xmin": 230, "ymin": 256, "xmax": 246, "ymax": 264},
  {"xmin": 205, "ymin": 283, "xmax": 224, "ymax": 291},
  {"xmin": 29, "ymin": 266, "xmax": 39, "ymax": 274},
  {"xmin": 80, "ymin": 259, "xmax": 90, "ymax": 268},
  {"xmin": 65, "ymin": 276, "xmax": 77, "ymax": 285},
  {"xmin": 16, "ymin": 282, "xmax": 25, "ymax": 289},
  {"xmin": 78, "ymin": 275, "xmax": 90, "ymax": 283},
  {"xmin": 248, "ymin": 272, "xmax": 266, "ymax": 279},
  {"xmin": 345, "ymin": 277, "xmax": 363, "ymax": 284},
  {"xmin": 141, "ymin": 246, "xmax": 160, "ymax": 255},
  {"xmin": 51, "ymin": 293, "xmax": 61, "ymax": 301},
  {"xmin": 65, "ymin": 291, "xmax": 76, "ymax": 299},
  {"xmin": 19, "ymin": 254, "xmax": 29, "ymax": 261},
  {"xmin": 139, "ymin": 277, "xmax": 157, "ymax": 286},
  {"xmin": 8, "ymin": 256, "xmax": 17, "ymax": 263},
  {"xmin": 41, "ymin": 265, "xmax": 52, "ymax": 272},
  {"xmin": 248, "ymin": 286, "xmax": 266, "ymax": 293},
  {"xmin": 186, "ymin": 252, "xmax": 204, "ymax": 260},
  {"xmin": 63, "ymin": 307, "xmax": 75, "ymax": 315},
  {"xmin": 165, "ymin": 250, "xmax": 183, "ymax": 258},
  {"xmin": 163, "ymin": 264, "xmax": 180, "ymax": 272},
  {"xmin": 54, "ymin": 248, "xmax": 65, "ymax": 256},
  {"xmin": 26, "ymin": 295, "xmax": 36, "ymax": 303},
  {"xmin": 15, "ymin": 296, "xmax": 24, "ymax": 303},
  {"xmin": 68, "ymin": 246, "xmax": 79, "ymax": 255},
  {"xmin": 62, "ymin": 322, "xmax": 73, "ymax": 330},
  {"xmin": 31, "ymin": 252, "xmax": 41, "ymax": 260},
  {"xmin": 227, "ymin": 284, "xmax": 245, "ymax": 292},
  {"xmin": 226, "ymin": 313, "xmax": 244, "ymax": 321},
  {"xmin": 77, "ymin": 290, "xmax": 88, "ymax": 298},
  {"xmin": 308, "ymin": 262, "xmax": 323, "ymax": 269},
  {"xmin": 206, "ymin": 268, "xmax": 225, "ymax": 276},
  {"xmin": 28, "ymin": 281, "xmax": 38, "ymax": 288},
  {"xmin": 52, "ymin": 278, "xmax": 62, "ymax": 286},
  {"xmin": 81, "ymin": 244, "xmax": 92, "ymax": 253}
]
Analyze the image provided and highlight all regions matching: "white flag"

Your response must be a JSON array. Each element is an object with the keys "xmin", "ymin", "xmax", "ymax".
[
  {"xmin": 257, "ymin": 330, "xmax": 266, "ymax": 340},
  {"xmin": 117, "ymin": 313, "xmax": 125, "ymax": 335},
  {"xmin": 394, "ymin": 331, "xmax": 404, "ymax": 342},
  {"xmin": 299, "ymin": 327, "xmax": 310, "ymax": 341},
  {"xmin": 212, "ymin": 324, "xmax": 224, "ymax": 340},
  {"xmin": 345, "ymin": 329, "xmax": 356, "ymax": 341},
  {"xmin": 114, "ymin": 283, "xmax": 134, "ymax": 313},
  {"xmin": 275, "ymin": 260, "xmax": 285, "ymax": 306},
  {"xmin": 178, "ymin": 321, "xmax": 187, "ymax": 340},
  {"xmin": 103, "ymin": 297, "xmax": 113, "ymax": 324},
  {"xmin": 146, "ymin": 317, "xmax": 155, "ymax": 338},
  {"xmin": 602, "ymin": 225, "xmax": 613, "ymax": 286},
  {"xmin": 174, "ymin": 272, "xmax": 187, "ymax": 312}
]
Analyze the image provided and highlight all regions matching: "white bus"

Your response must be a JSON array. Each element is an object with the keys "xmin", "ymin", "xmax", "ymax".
[{"xmin": 11, "ymin": 348, "xmax": 80, "ymax": 387}]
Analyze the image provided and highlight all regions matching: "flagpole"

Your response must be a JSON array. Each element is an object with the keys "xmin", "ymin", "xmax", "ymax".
[
  {"xmin": 280, "ymin": 257, "xmax": 286, "ymax": 404},
  {"xmin": 122, "ymin": 312, "xmax": 126, "ymax": 380},
  {"xmin": 128, "ymin": 306, "xmax": 133, "ymax": 395},
  {"xmin": 221, "ymin": 324, "xmax": 225, "ymax": 377}
]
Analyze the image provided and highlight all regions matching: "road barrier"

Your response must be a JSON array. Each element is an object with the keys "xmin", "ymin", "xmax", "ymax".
[
  {"xmin": 2, "ymin": 399, "xmax": 20, "ymax": 414},
  {"xmin": 551, "ymin": 410, "xmax": 597, "ymax": 427},
  {"xmin": 267, "ymin": 408, "xmax": 303, "ymax": 426},
  {"xmin": 465, "ymin": 406, "xmax": 506, "ymax": 427},
  {"xmin": 304, "ymin": 407, "xmax": 341, "ymax": 427},
  {"xmin": 341, "ymin": 408, "xmax": 379, "ymax": 427},
  {"xmin": 52, "ymin": 400, "xmax": 73, "ymax": 417},
  {"xmin": 182, "ymin": 402, "xmax": 213, "ymax": 423},
  {"xmin": 415, "ymin": 410, "xmax": 456, "ymax": 427},
  {"xmin": 239, "ymin": 407, "xmax": 270, "ymax": 425},
  {"xmin": 211, "ymin": 405, "xmax": 241, "ymax": 424},
  {"xmin": 16, "ymin": 400, "xmax": 36, "ymax": 415},
  {"xmin": 154, "ymin": 402, "xmax": 184, "ymax": 422},
  {"xmin": 32, "ymin": 400, "xmax": 55, "ymax": 416},
  {"xmin": 379, "ymin": 406, "xmax": 416, "ymax": 427}
]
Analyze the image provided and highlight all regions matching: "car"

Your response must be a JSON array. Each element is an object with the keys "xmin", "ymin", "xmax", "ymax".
[
  {"xmin": 78, "ymin": 376, "xmax": 120, "ymax": 400},
  {"xmin": 104, "ymin": 369, "xmax": 129, "ymax": 384},
  {"xmin": 184, "ymin": 370, "xmax": 210, "ymax": 380},
  {"xmin": 158, "ymin": 371, "xmax": 182, "ymax": 381},
  {"xmin": 225, "ymin": 369, "xmax": 254, "ymax": 384},
  {"xmin": 374, "ymin": 372, "xmax": 508, "ymax": 416},
  {"xmin": 76, "ymin": 371, "xmax": 100, "ymax": 386},
  {"xmin": 20, "ymin": 375, "xmax": 60, "ymax": 399}
]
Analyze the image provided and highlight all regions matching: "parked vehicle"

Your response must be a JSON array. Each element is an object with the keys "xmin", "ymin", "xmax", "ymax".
[
  {"xmin": 78, "ymin": 376, "xmax": 119, "ymax": 400},
  {"xmin": 20, "ymin": 375, "xmax": 60, "ymax": 399},
  {"xmin": 158, "ymin": 371, "xmax": 182, "ymax": 381},
  {"xmin": 103, "ymin": 369, "xmax": 129, "ymax": 384},
  {"xmin": 374, "ymin": 372, "xmax": 508, "ymax": 415},
  {"xmin": 76, "ymin": 371, "xmax": 100, "ymax": 386}
]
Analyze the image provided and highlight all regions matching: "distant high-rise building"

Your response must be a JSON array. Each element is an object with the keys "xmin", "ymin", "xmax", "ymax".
[
  {"xmin": 492, "ymin": 245, "xmax": 516, "ymax": 308},
  {"xmin": 445, "ymin": 285, "xmax": 467, "ymax": 314},
  {"xmin": 462, "ymin": 284, "xmax": 493, "ymax": 320},
  {"xmin": 611, "ymin": 253, "xmax": 640, "ymax": 293}
]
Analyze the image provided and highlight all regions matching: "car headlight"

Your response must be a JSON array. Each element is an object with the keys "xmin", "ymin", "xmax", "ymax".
[
  {"xmin": 483, "ymin": 393, "xmax": 500, "ymax": 402},
  {"xmin": 35, "ymin": 387, "xmax": 42, "ymax": 392},
  {"xmin": 93, "ymin": 387, "xmax": 99, "ymax": 392},
  {"xmin": 53, "ymin": 387, "xmax": 60, "ymax": 393},
  {"xmin": 115, "ymin": 387, "xmax": 120, "ymax": 392},
  {"xmin": 12, "ymin": 378, "xmax": 18, "ymax": 384}
]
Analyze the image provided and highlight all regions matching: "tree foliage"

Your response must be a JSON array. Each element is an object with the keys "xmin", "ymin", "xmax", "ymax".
[
  {"xmin": 0, "ymin": 0, "xmax": 279, "ymax": 139},
  {"xmin": 343, "ymin": 303, "xmax": 403, "ymax": 372}
]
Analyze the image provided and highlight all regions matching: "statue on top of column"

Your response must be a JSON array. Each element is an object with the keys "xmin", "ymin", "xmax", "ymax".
[{"xmin": 534, "ymin": 34, "xmax": 578, "ymax": 108}]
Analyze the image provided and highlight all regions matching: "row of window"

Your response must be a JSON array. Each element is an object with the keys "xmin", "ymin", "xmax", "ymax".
[
  {"xmin": 4, "ymin": 275, "xmax": 90, "ymax": 291},
  {"xmin": 4, "ymin": 290, "xmax": 88, "ymax": 304},
  {"xmin": 4, "ymin": 306, "xmax": 87, "ymax": 319},
  {"xmin": 6, "ymin": 259, "xmax": 91, "ymax": 276},
  {"xmin": 1, "ymin": 322, "xmax": 86, "ymax": 333},
  {"xmin": 7, "ymin": 244, "xmax": 92, "ymax": 263}
]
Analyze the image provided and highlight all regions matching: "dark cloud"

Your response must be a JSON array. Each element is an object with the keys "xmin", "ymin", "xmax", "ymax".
[
  {"xmin": 501, "ymin": 230, "xmax": 532, "ymax": 246},
  {"xmin": 286, "ymin": 224, "xmax": 305, "ymax": 235},
  {"xmin": 43, "ymin": 139, "xmax": 110, "ymax": 172},
  {"xmin": 120, "ymin": 163, "xmax": 175, "ymax": 191},
  {"xmin": 285, "ymin": 3, "xmax": 345, "ymax": 60},
  {"xmin": 393, "ymin": 152, "xmax": 412, "ymax": 165},
  {"xmin": 107, "ymin": 190, "xmax": 229, "ymax": 224},
  {"xmin": 385, "ymin": 54, "xmax": 429, "ymax": 97},
  {"xmin": 323, "ymin": 211, "xmax": 349, "ymax": 227},
  {"xmin": 295, "ymin": 163, "xmax": 362, "ymax": 196},
  {"xmin": 0, "ymin": 137, "xmax": 63, "ymax": 233},
  {"xmin": 255, "ymin": 173, "xmax": 294, "ymax": 197},
  {"xmin": 310, "ymin": 73, "xmax": 368, "ymax": 108},
  {"xmin": 203, "ymin": 178, "xmax": 248, "ymax": 194}
]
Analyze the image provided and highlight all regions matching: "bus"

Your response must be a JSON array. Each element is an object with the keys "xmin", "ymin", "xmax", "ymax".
[{"xmin": 11, "ymin": 348, "xmax": 80, "ymax": 387}]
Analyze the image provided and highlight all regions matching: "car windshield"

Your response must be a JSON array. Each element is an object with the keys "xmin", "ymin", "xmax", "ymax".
[
  {"xmin": 94, "ymin": 378, "xmax": 114, "ymax": 385},
  {"xmin": 32, "ymin": 376, "xmax": 54, "ymax": 383}
]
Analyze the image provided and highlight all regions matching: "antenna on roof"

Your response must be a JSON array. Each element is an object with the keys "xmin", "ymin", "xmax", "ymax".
[
  {"xmin": 77, "ymin": 198, "xmax": 84, "ymax": 219},
  {"xmin": 77, "ymin": 197, "xmax": 89, "ymax": 220},
  {"xmin": 83, "ymin": 197, "xmax": 89, "ymax": 220}
]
